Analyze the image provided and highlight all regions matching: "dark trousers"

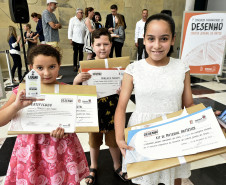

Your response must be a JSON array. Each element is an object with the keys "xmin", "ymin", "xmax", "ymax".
[
  {"xmin": 110, "ymin": 41, "xmax": 124, "ymax": 58},
  {"xmin": 10, "ymin": 54, "xmax": 22, "ymax": 81},
  {"xmin": 138, "ymin": 38, "xmax": 148, "ymax": 60},
  {"xmin": 73, "ymin": 42, "xmax": 84, "ymax": 68},
  {"xmin": 109, "ymin": 40, "xmax": 115, "ymax": 58}
]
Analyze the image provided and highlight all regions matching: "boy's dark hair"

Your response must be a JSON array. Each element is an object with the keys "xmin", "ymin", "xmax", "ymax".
[
  {"xmin": 91, "ymin": 28, "xmax": 112, "ymax": 44},
  {"xmin": 92, "ymin": 11, "xmax": 102, "ymax": 22},
  {"xmin": 144, "ymin": 13, "xmax": 175, "ymax": 56},
  {"xmin": 27, "ymin": 44, "xmax": 61, "ymax": 65},
  {"xmin": 110, "ymin": 4, "xmax": 118, "ymax": 10}
]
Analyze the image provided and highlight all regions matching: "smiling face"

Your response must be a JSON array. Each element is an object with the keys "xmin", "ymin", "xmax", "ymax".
[
  {"xmin": 142, "ymin": 10, "xmax": 148, "ymax": 20},
  {"xmin": 95, "ymin": 15, "xmax": 100, "ymax": 22},
  {"xmin": 144, "ymin": 20, "xmax": 175, "ymax": 65},
  {"xmin": 92, "ymin": 35, "xmax": 112, "ymax": 59},
  {"xmin": 30, "ymin": 55, "xmax": 60, "ymax": 84}
]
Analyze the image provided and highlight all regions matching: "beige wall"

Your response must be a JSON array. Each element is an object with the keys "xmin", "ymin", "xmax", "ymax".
[{"xmin": 0, "ymin": 0, "xmax": 186, "ymax": 77}]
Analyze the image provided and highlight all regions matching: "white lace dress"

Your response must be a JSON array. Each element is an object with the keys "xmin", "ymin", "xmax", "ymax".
[{"xmin": 123, "ymin": 58, "xmax": 191, "ymax": 185}]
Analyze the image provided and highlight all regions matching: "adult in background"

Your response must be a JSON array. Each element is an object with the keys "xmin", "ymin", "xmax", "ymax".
[
  {"xmin": 42, "ymin": 0, "xmax": 62, "ymax": 48},
  {"xmin": 92, "ymin": 12, "xmax": 102, "ymax": 29},
  {"xmin": 68, "ymin": 8, "xmax": 86, "ymax": 72},
  {"xmin": 7, "ymin": 26, "xmax": 22, "ymax": 82},
  {"xmin": 83, "ymin": 7, "xmax": 95, "ymax": 60},
  {"xmin": 31, "ymin": 12, "xmax": 45, "ymax": 44},
  {"xmin": 23, "ymin": 24, "xmax": 38, "ymax": 54},
  {"xmin": 105, "ymin": 4, "xmax": 126, "ymax": 58},
  {"xmin": 135, "ymin": 9, "xmax": 148, "ymax": 60},
  {"xmin": 110, "ymin": 14, "xmax": 125, "ymax": 57},
  {"xmin": 42, "ymin": 0, "xmax": 62, "ymax": 79}
]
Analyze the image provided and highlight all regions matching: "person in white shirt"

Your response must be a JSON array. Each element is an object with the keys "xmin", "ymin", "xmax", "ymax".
[
  {"xmin": 135, "ymin": 9, "xmax": 148, "ymax": 60},
  {"xmin": 68, "ymin": 8, "xmax": 86, "ymax": 72}
]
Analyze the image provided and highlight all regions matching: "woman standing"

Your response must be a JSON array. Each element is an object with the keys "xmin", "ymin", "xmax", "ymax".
[
  {"xmin": 7, "ymin": 26, "xmax": 22, "ymax": 82},
  {"xmin": 31, "ymin": 12, "xmax": 45, "ymax": 44},
  {"xmin": 23, "ymin": 24, "xmax": 38, "ymax": 54},
  {"xmin": 83, "ymin": 7, "xmax": 95, "ymax": 60},
  {"xmin": 110, "ymin": 14, "xmax": 125, "ymax": 57}
]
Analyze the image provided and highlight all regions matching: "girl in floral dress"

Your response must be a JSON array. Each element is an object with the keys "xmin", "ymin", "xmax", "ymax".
[{"xmin": 0, "ymin": 44, "xmax": 89, "ymax": 185}]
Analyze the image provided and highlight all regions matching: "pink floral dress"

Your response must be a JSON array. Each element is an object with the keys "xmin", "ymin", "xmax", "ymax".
[{"xmin": 5, "ymin": 87, "xmax": 89, "ymax": 185}]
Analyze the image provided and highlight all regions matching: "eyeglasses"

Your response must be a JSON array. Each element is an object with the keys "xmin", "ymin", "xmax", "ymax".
[{"xmin": 78, "ymin": 12, "xmax": 84, "ymax": 14}]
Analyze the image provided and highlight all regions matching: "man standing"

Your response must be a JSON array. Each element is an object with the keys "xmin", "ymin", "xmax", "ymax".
[
  {"xmin": 42, "ymin": 0, "xmax": 62, "ymax": 48},
  {"xmin": 68, "ymin": 8, "xmax": 86, "ymax": 72},
  {"xmin": 105, "ymin": 4, "xmax": 126, "ymax": 58},
  {"xmin": 135, "ymin": 9, "xmax": 148, "ymax": 60}
]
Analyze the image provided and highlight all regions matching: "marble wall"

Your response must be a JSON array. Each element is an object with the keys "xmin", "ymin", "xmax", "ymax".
[{"xmin": 0, "ymin": 0, "xmax": 186, "ymax": 76}]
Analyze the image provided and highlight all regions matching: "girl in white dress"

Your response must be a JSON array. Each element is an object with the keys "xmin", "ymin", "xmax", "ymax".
[{"xmin": 114, "ymin": 13, "xmax": 194, "ymax": 185}]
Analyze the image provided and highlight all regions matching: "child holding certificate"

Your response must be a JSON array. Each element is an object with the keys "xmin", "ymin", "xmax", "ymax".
[
  {"xmin": 0, "ymin": 45, "xmax": 89, "ymax": 185},
  {"xmin": 114, "ymin": 13, "xmax": 194, "ymax": 185},
  {"xmin": 73, "ymin": 28, "xmax": 128, "ymax": 184}
]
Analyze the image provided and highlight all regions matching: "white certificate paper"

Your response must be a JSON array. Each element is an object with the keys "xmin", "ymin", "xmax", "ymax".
[
  {"xmin": 9, "ymin": 94, "xmax": 77, "ymax": 133},
  {"xmin": 125, "ymin": 107, "xmax": 226, "ymax": 164},
  {"xmin": 82, "ymin": 68, "xmax": 124, "ymax": 98},
  {"xmin": 75, "ymin": 95, "xmax": 98, "ymax": 128}
]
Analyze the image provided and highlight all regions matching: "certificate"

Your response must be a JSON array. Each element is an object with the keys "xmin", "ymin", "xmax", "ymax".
[
  {"xmin": 75, "ymin": 95, "xmax": 98, "ymax": 128},
  {"xmin": 82, "ymin": 68, "xmax": 124, "ymax": 98},
  {"xmin": 125, "ymin": 107, "xmax": 226, "ymax": 164},
  {"xmin": 8, "ymin": 83, "xmax": 99, "ymax": 134},
  {"xmin": 9, "ymin": 94, "xmax": 77, "ymax": 133}
]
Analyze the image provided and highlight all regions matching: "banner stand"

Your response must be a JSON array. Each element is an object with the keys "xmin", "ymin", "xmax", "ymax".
[
  {"xmin": 214, "ymin": 75, "xmax": 220, "ymax": 83},
  {"xmin": 180, "ymin": 11, "xmax": 226, "ymax": 80}
]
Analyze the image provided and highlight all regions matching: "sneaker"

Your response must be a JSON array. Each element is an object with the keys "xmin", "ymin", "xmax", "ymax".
[{"xmin": 56, "ymin": 75, "xmax": 63, "ymax": 80}]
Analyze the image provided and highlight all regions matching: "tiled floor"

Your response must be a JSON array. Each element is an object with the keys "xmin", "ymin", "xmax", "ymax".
[{"xmin": 0, "ymin": 64, "xmax": 226, "ymax": 185}]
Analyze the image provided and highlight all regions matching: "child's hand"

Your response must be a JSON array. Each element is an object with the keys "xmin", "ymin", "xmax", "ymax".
[
  {"xmin": 108, "ymin": 27, "xmax": 114, "ymax": 32},
  {"xmin": 73, "ymin": 72, "xmax": 91, "ymax": 85},
  {"xmin": 215, "ymin": 110, "xmax": 225, "ymax": 132},
  {"xmin": 50, "ymin": 127, "xmax": 69, "ymax": 139},
  {"xmin": 117, "ymin": 139, "xmax": 134, "ymax": 157},
  {"xmin": 215, "ymin": 110, "xmax": 221, "ymax": 116},
  {"xmin": 13, "ymin": 90, "xmax": 33, "ymax": 111}
]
